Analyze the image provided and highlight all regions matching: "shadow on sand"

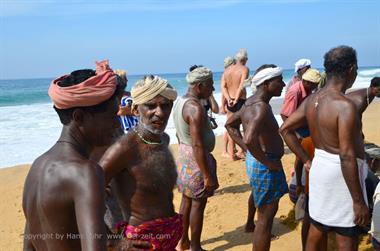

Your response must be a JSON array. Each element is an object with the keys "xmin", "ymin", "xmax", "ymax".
[
  {"xmin": 214, "ymin": 183, "xmax": 251, "ymax": 196},
  {"xmin": 201, "ymin": 217, "xmax": 293, "ymax": 251}
]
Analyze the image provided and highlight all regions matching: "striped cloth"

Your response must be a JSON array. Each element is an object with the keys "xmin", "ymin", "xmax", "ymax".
[
  {"xmin": 119, "ymin": 115, "xmax": 138, "ymax": 133},
  {"xmin": 246, "ymin": 151, "xmax": 288, "ymax": 207}
]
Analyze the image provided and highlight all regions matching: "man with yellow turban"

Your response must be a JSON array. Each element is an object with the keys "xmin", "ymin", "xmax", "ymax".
[{"xmin": 100, "ymin": 75, "xmax": 183, "ymax": 250}]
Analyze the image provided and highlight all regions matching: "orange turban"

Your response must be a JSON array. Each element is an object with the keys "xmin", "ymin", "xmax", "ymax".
[{"xmin": 48, "ymin": 60, "xmax": 117, "ymax": 109}]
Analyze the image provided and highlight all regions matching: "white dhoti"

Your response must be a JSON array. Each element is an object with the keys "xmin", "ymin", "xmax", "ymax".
[{"xmin": 309, "ymin": 149, "xmax": 368, "ymax": 227}]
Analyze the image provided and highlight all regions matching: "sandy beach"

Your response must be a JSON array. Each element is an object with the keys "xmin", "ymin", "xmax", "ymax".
[{"xmin": 1, "ymin": 101, "xmax": 379, "ymax": 251}]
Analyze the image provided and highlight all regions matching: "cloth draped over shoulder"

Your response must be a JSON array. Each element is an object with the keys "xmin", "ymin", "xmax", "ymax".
[
  {"xmin": 250, "ymin": 67, "xmax": 283, "ymax": 90},
  {"xmin": 131, "ymin": 75, "xmax": 177, "ymax": 106},
  {"xmin": 48, "ymin": 59, "xmax": 117, "ymax": 109}
]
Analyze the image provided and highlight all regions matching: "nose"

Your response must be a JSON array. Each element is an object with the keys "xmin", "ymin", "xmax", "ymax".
[{"xmin": 155, "ymin": 105, "xmax": 164, "ymax": 118}]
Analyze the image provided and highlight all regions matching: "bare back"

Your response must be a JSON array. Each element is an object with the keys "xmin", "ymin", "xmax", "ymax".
[
  {"xmin": 23, "ymin": 144, "xmax": 106, "ymax": 251},
  {"xmin": 223, "ymin": 64, "xmax": 249, "ymax": 99},
  {"xmin": 304, "ymin": 90, "xmax": 365, "ymax": 158},
  {"xmin": 101, "ymin": 132, "xmax": 177, "ymax": 226}
]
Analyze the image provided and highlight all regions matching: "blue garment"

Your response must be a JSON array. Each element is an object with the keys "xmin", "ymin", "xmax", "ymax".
[
  {"xmin": 119, "ymin": 115, "xmax": 138, "ymax": 133},
  {"xmin": 245, "ymin": 151, "xmax": 289, "ymax": 207},
  {"xmin": 295, "ymin": 127, "xmax": 310, "ymax": 138}
]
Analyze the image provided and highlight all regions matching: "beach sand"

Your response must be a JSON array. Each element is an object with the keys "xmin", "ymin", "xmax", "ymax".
[{"xmin": 1, "ymin": 101, "xmax": 379, "ymax": 251}]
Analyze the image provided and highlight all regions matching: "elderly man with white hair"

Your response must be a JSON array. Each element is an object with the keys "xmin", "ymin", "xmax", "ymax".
[
  {"xmin": 221, "ymin": 48, "xmax": 250, "ymax": 160},
  {"xmin": 100, "ymin": 75, "xmax": 183, "ymax": 250},
  {"xmin": 226, "ymin": 64, "xmax": 288, "ymax": 251},
  {"xmin": 174, "ymin": 65, "xmax": 219, "ymax": 251}
]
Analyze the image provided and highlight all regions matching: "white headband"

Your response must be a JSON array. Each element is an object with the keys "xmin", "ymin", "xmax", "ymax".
[{"xmin": 250, "ymin": 67, "xmax": 283, "ymax": 89}]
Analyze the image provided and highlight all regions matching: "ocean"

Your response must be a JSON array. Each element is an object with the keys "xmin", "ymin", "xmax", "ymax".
[{"xmin": 0, "ymin": 67, "xmax": 379, "ymax": 168}]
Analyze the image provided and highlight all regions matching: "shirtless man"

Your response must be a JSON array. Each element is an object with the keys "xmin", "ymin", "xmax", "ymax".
[
  {"xmin": 22, "ymin": 61, "xmax": 147, "ymax": 250},
  {"xmin": 347, "ymin": 77, "xmax": 380, "ymax": 115},
  {"xmin": 225, "ymin": 64, "xmax": 288, "ymax": 251},
  {"xmin": 222, "ymin": 49, "xmax": 249, "ymax": 159},
  {"xmin": 100, "ymin": 75, "xmax": 183, "ymax": 251},
  {"xmin": 280, "ymin": 46, "xmax": 370, "ymax": 251}
]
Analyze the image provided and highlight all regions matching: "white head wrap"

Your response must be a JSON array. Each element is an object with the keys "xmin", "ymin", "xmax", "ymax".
[
  {"xmin": 294, "ymin": 58, "xmax": 311, "ymax": 73},
  {"xmin": 250, "ymin": 67, "xmax": 283, "ymax": 90},
  {"xmin": 235, "ymin": 48, "xmax": 248, "ymax": 60},
  {"xmin": 186, "ymin": 67, "xmax": 213, "ymax": 84},
  {"xmin": 131, "ymin": 75, "xmax": 177, "ymax": 106}
]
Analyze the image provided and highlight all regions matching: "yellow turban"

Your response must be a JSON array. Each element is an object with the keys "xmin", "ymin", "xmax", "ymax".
[
  {"xmin": 302, "ymin": 69, "xmax": 321, "ymax": 84},
  {"xmin": 131, "ymin": 75, "xmax": 177, "ymax": 106},
  {"xmin": 186, "ymin": 66, "xmax": 213, "ymax": 84}
]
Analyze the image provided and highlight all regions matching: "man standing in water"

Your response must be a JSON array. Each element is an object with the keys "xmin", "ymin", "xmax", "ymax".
[
  {"xmin": 221, "ymin": 49, "xmax": 249, "ymax": 160},
  {"xmin": 280, "ymin": 46, "xmax": 369, "ymax": 251},
  {"xmin": 225, "ymin": 64, "xmax": 289, "ymax": 251}
]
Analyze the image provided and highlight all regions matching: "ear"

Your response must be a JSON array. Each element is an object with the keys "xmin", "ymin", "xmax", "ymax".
[{"xmin": 72, "ymin": 109, "xmax": 85, "ymax": 124}]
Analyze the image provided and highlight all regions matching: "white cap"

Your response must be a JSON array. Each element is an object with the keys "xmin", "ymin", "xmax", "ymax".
[{"xmin": 294, "ymin": 58, "xmax": 311, "ymax": 73}]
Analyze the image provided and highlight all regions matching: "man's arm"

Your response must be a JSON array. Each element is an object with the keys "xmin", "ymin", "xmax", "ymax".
[
  {"xmin": 233, "ymin": 67, "xmax": 249, "ymax": 103},
  {"xmin": 221, "ymin": 73, "xmax": 231, "ymax": 102},
  {"xmin": 338, "ymin": 100, "xmax": 369, "ymax": 226},
  {"xmin": 184, "ymin": 100, "xmax": 218, "ymax": 192},
  {"xmin": 23, "ymin": 223, "xmax": 35, "ymax": 251},
  {"xmin": 225, "ymin": 112, "xmax": 246, "ymax": 152},
  {"xmin": 279, "ymin": 101, "xmax": 310, "ymax": 165},
  {"xmin": 242, "ymin": 104, "xmax": 281, "ymax": 171},
  {"xmin": 208, "ymin": 94, "xmax": 219, "ymax": 114},
  {"xmin": 100, "ymin": 140, "xmax": 128, "ymax": 184},
  {"xmin": 72, "ymin": 164, "xmax": 107, "ymax": 251}
]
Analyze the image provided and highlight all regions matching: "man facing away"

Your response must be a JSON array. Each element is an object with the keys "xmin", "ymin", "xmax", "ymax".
[
  {"xmin": 174, "ymin": 66, "xmax": 219, "ymax": 251},
  {"xmin": 100, "ymin": 75, "xmax": 183, "ymax": 251},
  {"xmin": 22, "ymin": 60, "xmax": 141, "ymax": 251},
  {"xmin": 280, "ymin": 46, "xmax": 370, "ymax": 251},
  {"xmin": 221, "ymin": 49, "xmax": 249, "ymax": 160},
  {"xmin": 225, "ymin": 64, "xmax": 289, "ymax": 251}
]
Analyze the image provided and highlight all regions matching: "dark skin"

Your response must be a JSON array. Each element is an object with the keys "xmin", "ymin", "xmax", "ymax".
[
  {"xmin": 280, "ymin": 79, "xmax": 318, "ymax": 250},
  {"xmin": 280, "ymin": 65, "xmax": 370, "ymax": 251},
  {"xmin": 347, "ymin": 85, "xmax": 380, "ymax": 115},
  {"xmin": 225, "ymin": 74, "xmax": 286, "ymax": 251},
  {"xmin": 177, "ymin": 78, "xmax": 219, "ymax": 251},
  {"xmin": 100, "ymin": 95, "xmax": 177, "ymax": 227},
  {"xmin": 22, "ymin": 98, "xmax": 125, "ymax": 251}
]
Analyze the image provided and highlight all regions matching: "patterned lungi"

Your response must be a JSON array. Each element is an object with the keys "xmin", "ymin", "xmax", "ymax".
[{"xmin": 246, "ymin": 151, "xmax": 288, "ymax": 207}]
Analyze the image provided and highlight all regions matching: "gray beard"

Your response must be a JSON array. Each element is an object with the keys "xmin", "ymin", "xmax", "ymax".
[{"xmin": 140, "ymin": 121, "xmax": 166, "ymax": 135}]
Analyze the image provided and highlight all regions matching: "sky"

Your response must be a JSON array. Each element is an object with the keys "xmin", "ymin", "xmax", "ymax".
[{"xmin": 0, "ymin": 0, "xmax": 379, "ymax": 79}]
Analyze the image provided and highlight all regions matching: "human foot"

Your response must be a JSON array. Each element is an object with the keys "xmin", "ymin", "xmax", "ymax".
[{"xmin": 177, "ymin": 239, "xmax": 191, "ymax": 251}]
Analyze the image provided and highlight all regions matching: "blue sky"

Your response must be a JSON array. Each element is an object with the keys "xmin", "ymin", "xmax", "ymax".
[{"xmin": 0, "ymin": 0, "xmax": 379, "ymax": 79}]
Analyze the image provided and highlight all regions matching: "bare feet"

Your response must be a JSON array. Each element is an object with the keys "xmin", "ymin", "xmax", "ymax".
[
  {"xmin": 177, "ymin": 239, "xmax": 190, "ymax": 251},
  {"xmin": 236, "ymin": 151, "xmax": 246, "ymax": 160},
  {"xmin": 244, "ymin": 221, "xmax": 255, "ymax": 233}
]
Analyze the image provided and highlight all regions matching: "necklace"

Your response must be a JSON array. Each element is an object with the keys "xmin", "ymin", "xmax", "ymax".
[
  {"xmin": 133, "ymin": 128, "xmax": 162, "ymax": 145},
  {"xmin": 56, "ymin": 140, "xmax": 88, "ymax": 157},
  {"xmin": 366, "ymin": 87, "xmax": 370, "ymax": 106}
]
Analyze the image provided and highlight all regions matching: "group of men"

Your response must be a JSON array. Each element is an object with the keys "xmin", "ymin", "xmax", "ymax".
[{"xmin": 22, "ymin": 46, "xmax": 380, "ymax": 251}]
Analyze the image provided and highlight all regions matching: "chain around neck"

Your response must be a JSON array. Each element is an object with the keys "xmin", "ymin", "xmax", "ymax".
[{"xmin": 133, "ymin": 128, "xmax": 162, "ymax": 145}]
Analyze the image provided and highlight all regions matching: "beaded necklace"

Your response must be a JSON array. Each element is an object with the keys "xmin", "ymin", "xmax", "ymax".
[{"xmin": 133, "ymin": 128, "xmax": 162, "ymax": 145}]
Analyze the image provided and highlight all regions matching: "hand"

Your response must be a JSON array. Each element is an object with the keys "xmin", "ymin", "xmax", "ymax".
[
  {"xmin": 232, "ymin": 98, "xmax": 238, "ymax": 106},
  {"xmin": 296, "ymin": 185, "xmax": 304, "ymax": 196},
  {"xmin": 204, "ymin": 175, "xmax": 219, "ymax": 194},
  {"xmin": 353, "ymin": 201, "xmax": 370, "ymax": 226},
  {"xmin": 115, "ymin": 238, "xmax": 152, "ymax": 251},
  {"xmin": 228, "ymin": 98, "xmax": 234, "ymax": 107},
  {"xmin": 267, "ymin": 159, "xmax": 282, "ymax": 172},
  {"xmin": 303, "ymin": 160, "xmax": 312, "ymax": 172}
]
